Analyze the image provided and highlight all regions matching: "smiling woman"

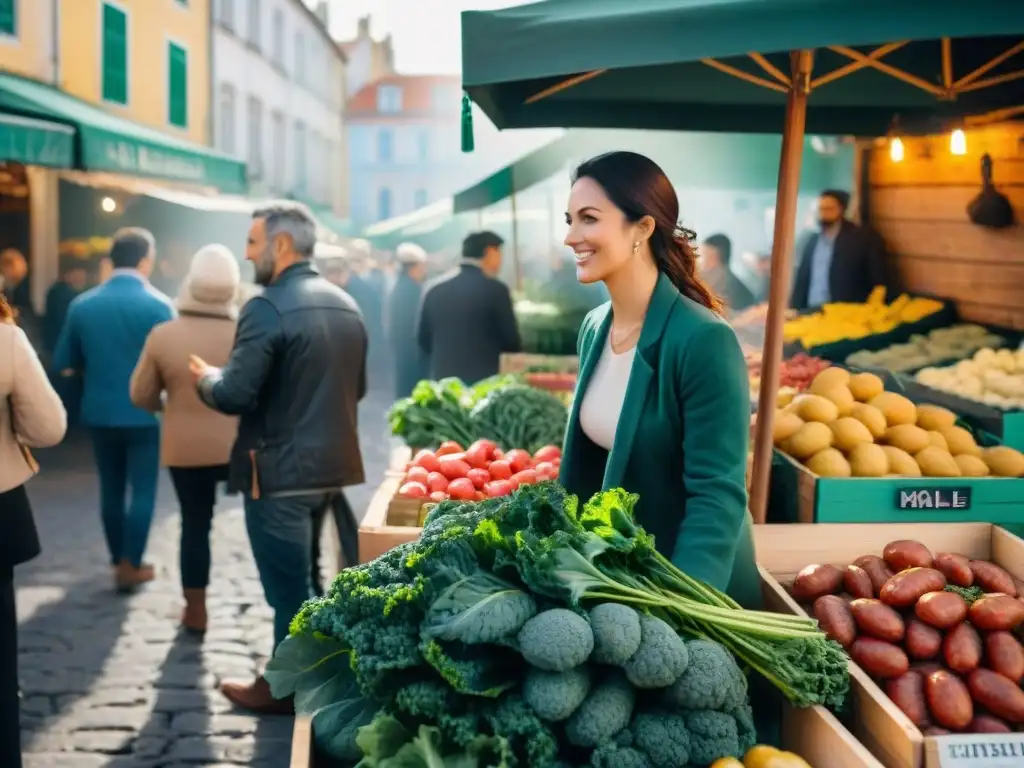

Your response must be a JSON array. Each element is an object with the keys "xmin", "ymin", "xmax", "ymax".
[{"xmin": 558, "ymin": 151, "xmax": 760, "ymax": 609}]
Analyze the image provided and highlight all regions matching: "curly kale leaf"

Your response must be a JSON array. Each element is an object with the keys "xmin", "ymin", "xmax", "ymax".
[
  {"xmin": 355, "ymin": 713, "xmax": 512, "ymax": 768},
  {"xmin": 420, "ymin": 638, "xmax": 520, "ymax": 698},
  {"xmin": 422, "ymin": 570, "xmax": 537, "ymax": 645}
]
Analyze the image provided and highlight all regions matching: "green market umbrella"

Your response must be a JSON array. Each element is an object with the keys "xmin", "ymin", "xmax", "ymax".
[{"xmin": 460, "ymin": 0, "xmax": 1024, "ymax": 521}]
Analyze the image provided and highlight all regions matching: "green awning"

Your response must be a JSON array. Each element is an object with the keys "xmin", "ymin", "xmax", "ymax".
[
  {"xmin": 0, "ymin": 73, "xmax": 247, "ymax": 193},
  {"xmin": 453, "ymin": 133, "xmax": 573, "ymax": 213},
  {"xmin": 363, "ymin": 198, "xmax": 454, "ymax": 238},
  {"xmin": 0, "ymin": 113, "xmax": 74, "ymax": 168},
  {"xmin": 462, "ymin": 0, "xmax": 1024, "ymax": 136}
]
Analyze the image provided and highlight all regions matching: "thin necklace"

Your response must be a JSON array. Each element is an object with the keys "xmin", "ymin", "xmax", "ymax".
[{"xmin": 610, "ymin": 321, "xmax": 643, "ymax": 352}]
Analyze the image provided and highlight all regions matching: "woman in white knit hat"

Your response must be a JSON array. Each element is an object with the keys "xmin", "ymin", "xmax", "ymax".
[{"xmin": 130, "ymin": 244, "xmax": 240, "ymax": 634}]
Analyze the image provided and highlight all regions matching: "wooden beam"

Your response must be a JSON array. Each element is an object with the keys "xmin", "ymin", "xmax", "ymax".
[
  {"xmin": 524, "ymin": 70, "xmax": 608, "ymax": 104},
  {"xmin": 700, "ymin": 58, "xmax": 789, "ymax": 92},
  {"xmin": 828, "ymin": 45, "xmax": 948, "ymax": 97},
  {"xmin": 956, "ymin": 69, "xmax": 1024, "ymax": 94},
  {"xmin": 749, "ymin": 52, "xmax": 791, "ymax": 86},
  {"xmin": 810, "ymin": 42, "xmax": 906, "ymax": 89},
  {"xmin": 952, "ymin": 40, "xmax": 1024, "ymax": 89},
  {"xmin": 941, "ymin": 38, "xmax": 953, "ymax": 89}
]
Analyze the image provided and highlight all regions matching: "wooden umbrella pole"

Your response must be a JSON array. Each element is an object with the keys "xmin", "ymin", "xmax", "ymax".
[
  {"xmin": 510, "ymin": 190, "xmax": 523, "ymax": 290},
  {"xmin": 749, "ymin": 49, "xmax": 814, "ymax": 524}
]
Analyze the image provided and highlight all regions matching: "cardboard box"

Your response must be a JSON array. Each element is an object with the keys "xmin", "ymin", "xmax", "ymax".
[
  {"xmin": 755, "ymin": 522, "xmax": 1024, "ymax": 768},
  {"xmin": 773, "ymin": 448, "xmax": 1024, "ymax": 525}
]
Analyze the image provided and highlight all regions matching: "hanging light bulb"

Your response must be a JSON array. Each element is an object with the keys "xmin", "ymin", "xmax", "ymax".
[
  {"xmin": 950, "ymin": 128, "xmax": 967, "ymax": 156},
  {"xmin": 889, "ymin": 136, "xmax": 905, "ymax": 163}
]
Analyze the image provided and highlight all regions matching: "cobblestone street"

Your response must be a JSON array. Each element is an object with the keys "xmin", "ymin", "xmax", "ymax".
[{"xmin": 15, "ymin": 388, "xmax": 395, "ymax": 767}]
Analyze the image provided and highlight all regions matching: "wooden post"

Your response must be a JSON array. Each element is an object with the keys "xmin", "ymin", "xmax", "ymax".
[
  {"xmin": 510, "ymin": 190, "xmax": 523, "ymax": 290},
  {"xmin": 749, "ymin": 50, "xmax": 815, "ymax": 524}
]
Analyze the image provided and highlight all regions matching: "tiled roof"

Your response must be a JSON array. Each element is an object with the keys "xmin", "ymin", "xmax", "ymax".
[{"xmin": 346, "ymin": 74, "xmax": 461, "ymax": 116}]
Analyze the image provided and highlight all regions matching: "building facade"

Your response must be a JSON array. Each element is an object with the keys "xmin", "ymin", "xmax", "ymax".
[
  {"xmin": 338, "ymin": 15, "xmax": 394, "ymax": 103},
  {"xmin": 211, "ymin": 0, "xmax": 346, "ymax": 214}
]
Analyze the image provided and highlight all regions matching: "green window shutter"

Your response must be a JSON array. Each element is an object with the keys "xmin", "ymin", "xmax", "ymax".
[
  {"xmin": 168, "ymin": 43, "xmax": 188, "ymax": 128},
  {"xmin": 0, "ymin": 0, "xmax": 16, "ymax": 36},
  {"xmin": 101, "ymin": 4, "xmax": 128, "ymax": 104}
]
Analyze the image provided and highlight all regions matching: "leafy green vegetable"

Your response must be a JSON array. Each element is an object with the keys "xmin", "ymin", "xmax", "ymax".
[
  {"xmin": 945, "ymin": 584, "xmax": 985, "ymax": 605},
  {"xmin": 422, "ymin": 570, "xmax": 537, "ymax": 645},
  {"xmin": 355, "ymin": 713, "xmax": 512, "ymax": 768},
  {"xmin": 469, "ymin": 385, "xmax": 568, "ymax": 454}
]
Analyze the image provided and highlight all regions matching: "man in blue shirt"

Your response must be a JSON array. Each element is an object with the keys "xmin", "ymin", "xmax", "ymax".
[
  {"xmin": 790, "ymin": 190, "xmax": 896, "ymax": 310},
  {"xmin": 54, "ymin": 228, "xmax": 175, "ymax": 591}
]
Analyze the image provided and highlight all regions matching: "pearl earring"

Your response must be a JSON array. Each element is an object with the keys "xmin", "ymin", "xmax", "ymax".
[{"xmin": 632, "ymin": 241, "xmax": 640, "ymax": 255}]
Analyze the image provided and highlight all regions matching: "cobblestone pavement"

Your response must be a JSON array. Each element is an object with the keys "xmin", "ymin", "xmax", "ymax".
[{"xmin": 15, "ymin": 386, "xmax": 395, "ymax": 767}]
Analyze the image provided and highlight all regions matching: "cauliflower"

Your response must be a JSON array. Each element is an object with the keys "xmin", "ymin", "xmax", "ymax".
[
  {"xmin": 518, "ymin": 608, "xmax": 595, "ymax": 672},
  {"xmin": 589, "ymin": 603, "xmax": 642, "ymax": 666},
  {"xmin": 663, "ymin": 639, "xmax": 747, "ymax": 711},
  {"xmin": 623, "ymin": 615, "xmax": 689, "ymax": 689},
  {"xmin": 565, "ymin": 672, "xmax": 635, "ymax": 748},
  {"xmin": 523, "ymin": 666, "xmax": 592, "ymax": 722},
  {"xmin": 685, "ymin": 710, "xmax": 741, "ymax": 765},
  {"xmin": 631, "ymin": 711, "xmax": 691, "ymax": 768}
]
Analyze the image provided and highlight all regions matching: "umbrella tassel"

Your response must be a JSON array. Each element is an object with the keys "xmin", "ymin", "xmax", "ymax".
[{"xmin": 461, "ymin": 92, "xmax": 475, "ymax": 153}]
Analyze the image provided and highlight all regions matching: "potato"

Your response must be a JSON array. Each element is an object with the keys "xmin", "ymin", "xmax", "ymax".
[
  {"xmin": 983, "ymin": 631, "xmax": 1024, "ymax": 683},
  {"xmin": 784, "ymin": 421, "xmax": 834, "ymax": 459},
  {"xmin": 813, "ymin": 595, "xmax": 856, "ymax": 648},
  {"xmin": 809, "ymin": 366, "xmax": 850, "ymax": 392},
  {"xmin": 905, "ymin": 619, "xmax": 943, "ymax": 660},
  {"xmin": 791, "ymin": 563, "xmax": 843, "ymax": 602},
  {"xmin": 879, "ymin": 568, "xmax": 947, "ymax": 608},
  {"xmin": 915, "ymin": 404, "xmax": 957, "ymax": 431},
  {"xmin": 773, "ymin": 410, "xmax": 804, "ymax": 444},
  {"xmin": 883, "ymin": 424, "xmax": 931, "ymax": 455},
  {"xmin": 850, "ymin": 598, "xmax": 905, "ymax": 643},
  {"xmin": 914, "ymin": 446, "xmax": 962, "ymax": 477},
  {"xmin": 967, "ymin": 668, "xmax": 1024, "ymax": 724},
  {"xmin": 954, "ymin": 454, "xmax": 990, "ymax": 477},
  {"xmin": 969, "ymin": 714, "xmax": 1012, "ymax": 734},
  {"xmin": 937, "ymin": 425, "xmax": 981, "ymax": 457},
  {"xmin": 853, "ymin": 555, "xmax": 893, "ymax": 595},
  {"xmin": 883, "ymin": 539, "xmax": 934, "ymax": 571},
  {"xmin": 843, "ymin": 565, "xmax": 874, "ymax": 600},
  {"xmin": 850, "ymin": 402, "xmax": 887, "ymax": 439},
  {"xmin": 932, "ymin": 552, "xmax": 973, "ymax": 587},
  {"xmin": 914, "ymin": 591, "xmax": 968, "ymax": 629},
  {"xmin": 886, "ymin": 671, "xmax": 929, "ymax": 727},
  {"xmin": 969, "ymin": 561, "xmax": 1018, "ymax": 596},
  {"xmin": 925, "ymin": 669, "xmax": 974, "ymax": 730},
  {"xmin": 829, "ymin": 417, "xmax": 874, "ymax": 452},
  {"xmin": 881, "ymin": 446, "xmax": 922, "ymax": 477},
  {"xmin": 944, "ymin": 622, "xmax": 982, "ymax": 674},
  {"xmin": 870, "ymin": 392, "xmax": 917, "ymax": 426},
  {"xmin": 848, "ymin": 443, "xmax": 889, "ymax": 477},
  {"xmin": 911, "ymin": 661, "xmax": 944, "ymax": 679},
  {"xmin": 804, "ymin": 448, "xmax": 852, "ymax": 478},
  {"xmin": 982, "ymin": 445, "xmax": 1024, "ymax": 478},
  {"xmin": 968, "ymin": 594, "xmax": 1024, "ymax": 631},
  {"xmin": 849, "ymin": 372, "xmax": 884, "ymax": 402},
  {"xmin": 850, "ymin": 636, "xmax": 909, "ymax": 679},
  {"xmin": 791, "ymin": 394, "xmax": 840, "ymax": 424}
]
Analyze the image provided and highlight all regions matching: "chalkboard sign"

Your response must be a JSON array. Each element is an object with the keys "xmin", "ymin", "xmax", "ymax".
[
  {"xmin": 927, "ymin": 733, "xmax": 1024, "ymax": 767},
  {"xmin": 896, "ymin": 487, "xmax": 972, "ymax": 510}
]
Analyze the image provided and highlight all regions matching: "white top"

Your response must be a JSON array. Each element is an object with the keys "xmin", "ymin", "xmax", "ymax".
[{"xmin": 579, "ymin": 336, "xmax": 636, "ymax": 451}]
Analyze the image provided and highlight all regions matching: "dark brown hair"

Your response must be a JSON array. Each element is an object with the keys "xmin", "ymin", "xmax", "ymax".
[
  {"xmin": 0, "ymin": 292, "xmax": 13, "ymax": 323},
  {"xmin": 573, "ymin": 151, "xmax": 724, "ymax": 315}
]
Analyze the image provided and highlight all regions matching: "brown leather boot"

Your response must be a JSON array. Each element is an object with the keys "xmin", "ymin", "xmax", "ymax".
[
  {"xmin": 115, "ymin": 559, "xmax": 156, "ymax": 592},
  {"xmin": 220, "ymin": 676, "xmax": 294, "ymax": 714},
  {"xmin": 181, "ymin": 588, "xmax": 208, "ymax": 634}
]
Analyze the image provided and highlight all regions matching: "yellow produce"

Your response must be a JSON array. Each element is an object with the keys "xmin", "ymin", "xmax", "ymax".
[
  {"xmin": 849, "ymin": 371, "xmax": 884, "ymax": 401},
  {"xmin": 777, "ymin": 387, "xmax": 798, "ymax": 407},
  {"xmin": 808, "ymin": 367, "xmax": 850, "ymax": 392},
  {"xmin": 850, "ymin": 402, "xmax": 887, "ymax": 439},
  {"xmin": 790, "ymin": 394, "xmax": 840, "ymax": 424},
  {"xmin": 743, "ymin": 746, "xmax": 782, "ymax": 766},
  {"xmin": 938, "ymin": 425, "xmax": 981, "ymax": 457},
  {"xmin": 711, "ymin": 758, "xmax": 745, "ymax": 768},
  {"xmin": 848, "ymin": 323, "xmax": 1006, "ymax": 373},
  {"xmin": 805, "ymin": 448, "xmax": 852, "ymax": 477},
  {"xmin": 849, "ymin": 443, "xmax": 889, "ymax": 477},
  {"xmin": 773, "ymin": 411, "xmax": 804, "ymax": 443},
  {"xmin": 883, "ymin": 424, "xmax": 931, "ymax": 455},
  {"xmin": 955, "ymin": 454, "xmax": 991, "ymax": 477},
  {"xmin": 882, "ymin": 445, "xmax": 923, "ymax": 477},
  {"xmin": 915, "ymin": 446, "xmax": 962, "ymax": 477},
  {"xmin": 784, "ymin": 422, "xmax": 834, "ymax": 459},
  {"xmin": 927, "ymin": 430, "xmax": 949, "ymax": 451},
  {"xmin": 869, "ymin": 392, "xmax": 917, "ymax": 426},
  {"xmin": 829, "ymin": 418, "xmax": 874, "ymax": 452},
  {"xmin": 816, "ymin": 385, "xmax": 855, "ymax": 417},
  {"xmin": 783, "ymin": 287, "xmax": 943, "ymax": 347},
  {"xmin": 915, "ymin": 403, "xmax": 957, "ymax": 431},
  {"xmin": 915, "ymin": 346, "xmax": 1024, "ymax": 410},
  {"xmin": 982, "ymin": 446, "xmax": 1024, "ymax": 477},
  {"xmin": 763, "ymin": 752, "xmax": 813, "ymax": 768}
]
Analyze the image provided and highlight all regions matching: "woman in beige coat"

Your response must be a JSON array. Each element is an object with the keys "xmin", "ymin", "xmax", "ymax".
[
  {"xmin": 1, "ymin": 294, "xmax": 67, "ymax": 768},
  {"xmin": 131, "ymin": 245, "xmax": 240, "ymax": 633}
]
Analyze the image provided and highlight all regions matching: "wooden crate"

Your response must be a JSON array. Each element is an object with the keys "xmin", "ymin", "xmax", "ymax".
[
  {"xmin": 755, "ymin": 522, "xmax": 1024, "ymax": 768},
  {"xmin": 499, "ymin": 352, "xmax": 579, "ymax": 374},
  {"xmin": 773, "ymin": 448, "xmax": 1024, "ymax": 525},
  {"xmin": 357, "ymin": 476, "xmax": 423, "ymax": 564},
  {"xmin": 387, "ymin": 443, "xmax": 412, "ymax": 477},
  {"xmin": 290, "ymin": 717, "xmax": 314, "ymax": 768}
]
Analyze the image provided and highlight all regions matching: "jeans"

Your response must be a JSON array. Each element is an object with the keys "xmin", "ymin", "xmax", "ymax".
[
  {"xmin": 0, "ymin": 566, "xmax": 20, "ymax": 768},
  {"xmin": 246, "ymin": 492, "xmax": 361, "ymax": 652},
  {"xmin": 169, "ymin": 465, "xmax": 229, "ymax": 590},
  {"xmin": 90, "ymin": 427, "xmax": 161, "ymax": 567},
  {"xmin": 311, "ymin": 491, "xmax": 360, "ymax": 595}
]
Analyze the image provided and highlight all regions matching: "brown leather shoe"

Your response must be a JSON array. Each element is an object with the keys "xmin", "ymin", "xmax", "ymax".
[
  {"xmin": 115, "ymin": 560, "xmax": 156, "ymax": 592},
  {"xmin": 181, "ymin": 588, "xmax": 208, "ymax": 634},
  {"xmin": 221, "ymin": 676, "xmax": 294, "ymax": 714}
]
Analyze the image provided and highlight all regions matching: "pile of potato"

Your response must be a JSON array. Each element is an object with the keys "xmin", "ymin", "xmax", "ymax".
[
  {"xmin": 791, "ymin": 539, "xmax": 1024, "ymax": 734},
  {"xmin": 772, "ymin": 367, "xmax": 1024, "ymax": 478}
]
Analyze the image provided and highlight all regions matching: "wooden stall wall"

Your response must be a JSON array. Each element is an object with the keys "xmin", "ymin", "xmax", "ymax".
[{"xmin": 867, "ymin": 123, "xmax": 1024, "ymax": 329}]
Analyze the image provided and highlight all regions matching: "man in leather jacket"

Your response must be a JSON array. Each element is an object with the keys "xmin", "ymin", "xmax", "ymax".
[{"xmin": 189, "ymin": 203, "xmax": 367, "ymax": 713}]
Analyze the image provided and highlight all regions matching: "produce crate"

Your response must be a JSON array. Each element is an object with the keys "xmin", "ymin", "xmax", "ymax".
[
  {"xmin": 896, "ymin": 376, "xmax": 1024, "ymax": 453},
  {"xmin": 290, "ymin": 716, "xmax": 314, "ymax": 768},
  {"xmin": 787, "ymin": 299, "xmax": 957, "ymax": 363},
  {"xmin": 499, "ymin": 353, "xmax": 579, "ymax": 375},
  {"xmin": 755, "ymin": 522, "xmax": 1024, "ymax": 768},
  {"xmin": 357, "ymin": 476, "xmax": 424, "ymax": 564},
  {"xmin": 771, "ymin": 448, "xmax": 1024, "ymax": 525},
  {"xmin": 387, "ymin": 443, "xmax": 412, "ymax": 477}
]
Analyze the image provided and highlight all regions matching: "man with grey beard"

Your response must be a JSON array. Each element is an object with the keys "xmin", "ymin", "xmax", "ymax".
[{"xmin": 188, "ymin": 203, "xmax": 367, "ymax": 713}]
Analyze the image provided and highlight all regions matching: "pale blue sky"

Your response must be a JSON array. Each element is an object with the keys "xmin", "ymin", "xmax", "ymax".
[{"xmin": 326, "ymin": 0, "xmax": 523, "ymax": 74}]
